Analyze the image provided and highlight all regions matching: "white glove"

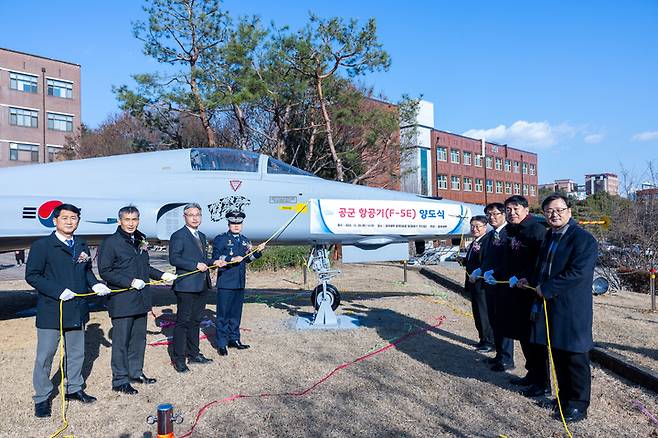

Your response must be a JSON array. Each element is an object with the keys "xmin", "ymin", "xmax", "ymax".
[
  {"xmin": 92, "ymin": 283, "xmax": 112, "ymax": 296},
  {"xmin": 59, "ymin": 289, "xmax": 76, "ymax": 301},
  {"xmin": 468, "ymin": 268, "xmax": 482, "ymax": 283},
  {"xmin": 161, "ymin": 272, "xmax": 177, "ymax": 282},
  {"xmin": 131, "ymin": 279, "xmax": 146, "ymax": 290}
]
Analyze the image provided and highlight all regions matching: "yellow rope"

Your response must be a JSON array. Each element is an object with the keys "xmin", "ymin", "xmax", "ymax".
[{"xmin": 49, "ymin": 202, "xmax": 309, "ymax": 437}]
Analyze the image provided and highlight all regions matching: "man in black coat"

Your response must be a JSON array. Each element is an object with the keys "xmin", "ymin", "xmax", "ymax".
[
  {"xmin": 502, "ymin": 195, "xmax": 550, "ymax": 397},
  {"xmin": 168, "ymin": 203, "xmax": 224, "ymax": 372},
  {"xmin": 26, "ymin": 203, "xmax": 111, "ymax": 417},
  {"xmin": 480, "ymin": 202, "xmax": 515, "ymax": 370},
  {"xmin": 98, "ymin": 206, "xmax": 176, "ymax": 395},
  {"xmin": 212, "ymin": 211, "xmax": 265, "ymax": 356},
  {"xmin": 463, "ymin": 215, "xmax": 494, "ymax": 352},
  {"xmin": 518, "ymin": 194, "xmax": 598, "ymax": 422}
]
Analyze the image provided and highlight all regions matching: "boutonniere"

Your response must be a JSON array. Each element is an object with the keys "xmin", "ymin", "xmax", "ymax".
[
  {"xmin": 77, "ymin": 251, "xmax": 90, "ymax": 263},
  {"xmin": 472, "ymin": 241, "xmax": 481, "ymax": 253},
  {"xmin": 138, "ymin": 239, "xmax": 149, "ymax": 253},
  {"xmin": 510, "ymin": 237, "xmax": 523, "ymax": 251}
]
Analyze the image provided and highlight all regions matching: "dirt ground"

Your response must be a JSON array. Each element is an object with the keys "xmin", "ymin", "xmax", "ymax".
[{"xmin": 1, "ymin": 259, "xmax": 658, "ymax": 437}]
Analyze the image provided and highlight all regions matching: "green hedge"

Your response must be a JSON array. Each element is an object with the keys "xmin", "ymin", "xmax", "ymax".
[{"xmin": 248, "ymin": 245, "xmax": 310, "ymax": 271}]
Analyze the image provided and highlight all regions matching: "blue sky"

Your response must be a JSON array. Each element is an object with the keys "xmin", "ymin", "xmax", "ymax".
[{"xmin": 3, "ymin": 1, "xmax": 657, "ymax": 185}]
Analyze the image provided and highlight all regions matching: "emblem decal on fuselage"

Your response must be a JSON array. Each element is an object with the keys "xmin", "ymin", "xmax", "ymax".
[
  {"xmin": 207, "ymin": 196, "xmax": 251, "ymax": 222},
  {"xmin": 37, "ymin": 200, "xmax": 63, "ymax": 228}
]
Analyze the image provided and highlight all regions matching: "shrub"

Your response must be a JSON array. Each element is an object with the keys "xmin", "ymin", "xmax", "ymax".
[{"xmin": 248, "ymin": 245, "xmax": 310, "ymax": 271}]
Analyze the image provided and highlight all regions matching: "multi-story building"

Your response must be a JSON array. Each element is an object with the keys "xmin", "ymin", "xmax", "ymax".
[
  {"xmin": 0, "ymin": 48, "xmax": 81, "ymax": 167},
  {"xmin": 540, "ymin": 178, "xmax": 587, "ymax": 199},
  {"xmin": 585, "ymin": 173, "xmax": 619, "ymax": 196}
]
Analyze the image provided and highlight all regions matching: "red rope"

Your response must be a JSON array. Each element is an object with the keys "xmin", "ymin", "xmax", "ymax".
[{"xmin": 178, "ymin": 316, "xmax": 446, "ymax": 438}]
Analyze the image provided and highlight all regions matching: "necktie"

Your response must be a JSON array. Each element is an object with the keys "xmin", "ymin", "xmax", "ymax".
[
  {"xmin": 66, "ymin": 239, "xmax": 74, "ymax": 248},
  {"xmin": 192, "ymin": 230, "xmax": 203, "ymax": 251}
]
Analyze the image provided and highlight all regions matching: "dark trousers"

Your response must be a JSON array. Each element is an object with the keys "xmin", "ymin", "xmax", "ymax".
[
  {"xmin": 111, "ymin": 314, "xmax": 147, "ymax": 386},
  {"xmin": 522, "ymin": 341, "xmax": 550, "ymax": 387},
  {"xmin": 470, "ymin": 281, "xmax": 494, "ymax": 347},
  {"xmin": 216, "ymin": 288, "xmax": 244, "ymax": 348},
  {"xmin": 553, "ymin": 349, "xmax": 591, "ymax": 410},
  {"xmin": 173, "ymin": 288, "xmax": 209, "ymax": 361},
  {"xmin": 487, "ymin": 285, "xmax": 514, "ymax": 365}
]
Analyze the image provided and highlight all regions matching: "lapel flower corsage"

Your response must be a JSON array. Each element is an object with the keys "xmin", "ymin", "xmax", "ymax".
[
  {"xmin": 76, "ymin": 251, "xmax": 91, "ymax": 263},
  {"xmin": 472, "ymin": 240, "xmax": 481, "ymax": 253},
  {"xmin": 510, "ymin": 237, "xmax": 523, "ymax": 251},
  {"xmin": 138, "ymin": 239, "xmax": 149, "ymax": 254}
]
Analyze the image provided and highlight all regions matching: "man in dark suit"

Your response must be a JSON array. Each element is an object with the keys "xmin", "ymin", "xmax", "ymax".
[
  {"xmin": 26, "ymin": 203, "xmax": 111, "ymax": 417},
  {"xmin": 463, "ymin": 215, "xmax": 494, "ymax": 352},
  {"xmin": 98, "ymin": 206, "xmax": 176, "ymax": 395},
  {"xmin": 518, "ymin": 193, "xmax": 598, "ymax": 422},
  {"xmin": 212, "ymin": 211, "xmax": 265, "ymax": 356},
  {"xmin": 480, "ymin": 202, "xmax": 515, "ymax": 371},
  {"xmin": 502, "ymin": 195, "xmax": 550, "ymax": 397},
  {"xmin": 168, "ymin": 203, "xmax": 225, "ymax": 372}
]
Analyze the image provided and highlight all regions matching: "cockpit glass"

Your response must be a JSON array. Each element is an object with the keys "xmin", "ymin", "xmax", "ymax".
[
  {"xmin": 266, "ymin": 157, "xmax": 315, "ymax": 177},
  {"xmin": 190, "ymin": 148, "xmax": 260, "ymax": 172}
]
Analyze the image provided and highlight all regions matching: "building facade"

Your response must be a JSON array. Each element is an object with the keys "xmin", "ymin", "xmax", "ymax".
[
  {"xmin": 0, "ymin": 48, "xmax": 81, "ymax": 167},
  {"xmin": 585, "ymin": 173, "xmax": 619, "ymax": 196},
  {"xmin": 430, "ymin": 130, "xmax": 539, "ymax": 206},
  {"xmin": 540, "ymin": 178, "xmax": 587, "ymax": 199}
]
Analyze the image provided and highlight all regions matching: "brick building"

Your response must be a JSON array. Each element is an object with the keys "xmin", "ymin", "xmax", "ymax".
[
  {"xmin": 585, "ymin": 173, "xmax": 619, "ymax": 196},
  {"xmin": 0, "ymin": 48, "xmax": 81, "ymax": 167}
]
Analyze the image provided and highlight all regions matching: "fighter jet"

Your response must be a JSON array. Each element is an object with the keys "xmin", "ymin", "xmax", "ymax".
[{"xmin": 0, "ymin": 148, "xmax": 478, "ymax": 323}]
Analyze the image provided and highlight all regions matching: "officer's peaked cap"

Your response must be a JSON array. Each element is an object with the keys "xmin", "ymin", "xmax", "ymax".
[{"xmin": 226, "ymin": 210, "xmax": 246, "ymax": 224}]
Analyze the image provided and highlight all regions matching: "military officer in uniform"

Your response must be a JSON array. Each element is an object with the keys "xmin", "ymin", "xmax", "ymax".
[
  {"xmin": 26, "ymin": 203, "xmax": 111, "ymax": 417},
  {"xmin": 98, "ymin": 206, "xmax": 177, "ymax": 395},
  {"xmin": 212, "ymin": 211, "xmax": 265, "ymax": 356}
]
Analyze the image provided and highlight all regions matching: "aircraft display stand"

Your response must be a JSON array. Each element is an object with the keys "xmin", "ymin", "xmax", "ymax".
[{"xmin": 294, "ymin": 246, "xmax": 360, "ymax": 330}]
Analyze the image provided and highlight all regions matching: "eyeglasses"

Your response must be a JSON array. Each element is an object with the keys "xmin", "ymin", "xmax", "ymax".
[
  {"xmin": 544, "ymin": 207, "xmax": 569, "ymax": 216},
  {"xmin": 485, "ymin": 212, "xmax": 503, "ymax": 217}
]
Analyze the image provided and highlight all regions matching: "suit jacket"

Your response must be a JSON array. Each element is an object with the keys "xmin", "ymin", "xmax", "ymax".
[
  {"xmin": 529, "ymin": 219, "xmax": 598, "ymax": 352},
  {"xmin": 25, "ymin": 233, "xmax": 100, "ymax": 329},
  {"xmin": 98, "ymin": 227, "xmax": 164, "ymax": 318},
  {"xmin": 169, "ymin": 226, "xmax": 215, "ymax": 292},
  {"xmin": 464, "ymin": 234, "xmax": 489, "ymax": 296},
  {"xmin": 212, "ymin": 232, "xmax": 262, "ymax": 290}
]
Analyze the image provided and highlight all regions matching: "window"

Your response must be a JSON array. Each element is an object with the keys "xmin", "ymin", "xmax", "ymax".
[
  {"xmin": 485, "ymin": 156, "xmax": 493, "ymax": 169},
  {"xmin": 420, "ymin": 149, "xmax": 429, "ymax": 196},
  {"xmin": 267, "ymin": 157, "xmax": 314, "ymax": 176},
  {"xmin": 464, "ymin": 177, "xmax": 473, "ymax": 192},
  {"xmin": 437, "ymin": 174, "xmax": 448, "ymax": 189},
  {"xmin": 495, "ymin": 157, "xmax": 502, "ymax": 170},
  {"xmin": 486, "ymin": 179, "xmax": 493, "ymax": 193},
  {"xmin": 513, "ymin": 161, "xmax": 520, "ymax": 173},
  {"xmin": 451, "ymin": 176, "xmax": 460, "ymax": 190},
  {"xmin": 514, "ymin": 183, "xmax": 521, "ymax": 194},
  {"xmin": 475, "ymin": 178, "xmax": 483, "ymax": 192},
  {"xmin": 450, "ymin": 149, "xmax": 460, "ymax": 164},
  {"xmin": 47, "ymin": 145, "xmax": 63, "ymax": 162},
  {"xmin": 190, "ymin": 148, "xmax": 259, "ymax": 172},
  {"xmin": 505, "ymin": 159, "xmax": 511, "ymax": 172},
  {"xmin": 530, "ymin": 164, "xmax": 536, "ymax": 175},
  {"xmin": 505, "ymin": 182, "xmax": 512, "ymax": 194},
  {"xmin": 47, "ymin": 79, "xmax": 73, "ymax": 99},
  {"xmin": 523, "ymin": 184, "xmax": 529, "ymax": 196},
  {"xmin": 495, "ymin": 181, "xmax": 503, "ymax": 193},
  {"xmin": 437, "ymin": 146, "xmax": 447, "ymax": 161},
  {"xmin": 522, "ymin": 163, "xmax": 528, "ymax": 174},
  {"xmin": 9, "ymin": 72, "xmax": 38, "ymax": 93},
  {"xmin": 474, "ymin": 154, "xmax": 482, "ymax": 167},
  {"xmin": 463, "ymin": 151, "xmax": 472, "ymax": 165},
  {"xmin": 530, "ymin": 185, "xmax": 536, "ymax": 196},
  {"xmin": 10, "ymin": 107, "xmax": 38, "ymax": 128},
  {"xmin": 9, "ymin": 143, "xmax": 39, "ymax": 162},
  {"xmin": 47, "ymin": 113, "xmax": 73, "ymax": 132}
]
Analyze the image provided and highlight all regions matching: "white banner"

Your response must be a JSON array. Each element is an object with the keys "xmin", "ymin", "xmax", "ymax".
[{"xmin": 310, "ymin": 199, "xmax": 469, "ymax": 236}]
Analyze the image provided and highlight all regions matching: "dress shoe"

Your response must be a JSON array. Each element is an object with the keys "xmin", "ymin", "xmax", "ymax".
[
  {"xmin": 35, "ymin": 400, "xmax": 51, "ymax": 418},
  {"xmin": 65, "ymin": 390, "xmax": 97, "ymax": 403},
  {"xmin": 228, "ymin": 340, "xmax": 250, "ymax": 350},
  {"xmin": 112, "ymin": 383, "xmax": 138, "ymax": 395},
  {"xmin": 510, "ymin": 375, "xmax": 532, "ymax": 386},
  {"xmin": 487, "ymin": 357, "xmax": 501, "ymax": 365},
  {"xmin": 521, "ymin": 384, "xmax": 551, "ymax": 398},
  {"xmin": 491, "ymin": 362, "xmax": 515, "ymax": 372},
  {"xmin": 173, "ymin": 361, "xmax": 191, "ymax": 373},
  {"xmin": 556, "ymin": 406, "xmax": 588, "ymax": 423},
  {"xmin": 130, "ymin": 374, "xmax": 157, "ymax": 384},
  {"xmin": 475, "ymin": 345, "xmax": 495, "ymax": 353},
  {"xmin": 188, "ymin": 354, "xmax": 213, "ymax": 364},
  {"xmin": 217, "ymin": 347, "xmax": 229, "ymax": 356}
]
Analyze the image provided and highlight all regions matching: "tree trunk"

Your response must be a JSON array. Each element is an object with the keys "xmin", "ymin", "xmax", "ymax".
[
  {"xmin": 189, "ymin": 74, "xmax": 217, "ymax": 147},
  {"xmin": 315, "ymin": 77, "xmax": 344, "ymax": 181}
]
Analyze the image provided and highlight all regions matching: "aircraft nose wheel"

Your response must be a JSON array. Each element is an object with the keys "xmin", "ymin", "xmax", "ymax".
[{"xmin": 310, "ymin": 284, "xmax": 341, "ymax": 311}]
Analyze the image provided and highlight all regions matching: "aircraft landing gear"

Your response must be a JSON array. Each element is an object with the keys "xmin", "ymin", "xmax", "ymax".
[{"xmin": 308, "ymin": 245, "xmax": 341, "ymax": 326}]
